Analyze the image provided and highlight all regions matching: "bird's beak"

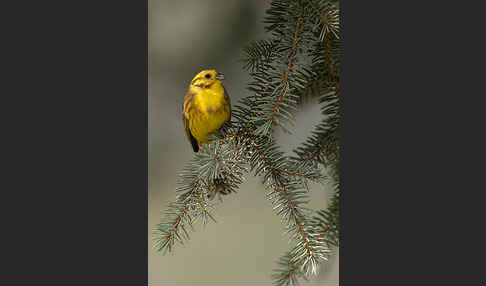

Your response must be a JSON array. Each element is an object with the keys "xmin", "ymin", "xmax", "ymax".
[{"xmin": 216, "ymin": 73, "xmax": 225, "ymax": 80}]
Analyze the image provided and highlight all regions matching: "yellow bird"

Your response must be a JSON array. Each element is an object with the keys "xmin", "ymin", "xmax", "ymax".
[{"xmin": 182, "ymin": 69, "xmax": 231, "ymax": 152}]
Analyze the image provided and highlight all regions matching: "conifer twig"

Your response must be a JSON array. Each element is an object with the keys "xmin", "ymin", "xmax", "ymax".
[{"xmin": 269, "ymin": 16, "xmax": 303, "ymax": 122}]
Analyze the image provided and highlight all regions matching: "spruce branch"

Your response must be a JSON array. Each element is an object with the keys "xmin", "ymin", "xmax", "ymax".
[
  {"xmin": 245, "ymin": 0, "xmax": 310, "ymax": 135},
  {"xmin": 307, "ymin": 0, "xmax": 340, "ymax": 41},
  {"xmin": 313, "ymin": 184, "xmax": 339, "ymax": 246},
  {"xmin": 293, "ymin": 81, "xmax": 339, "ymax": 171},
  {"xmin": 273, "ymin": 186, "xmax": 339, "ymax": 286},
  {"xmin": 272, "ymin": 252, "xmax": 307, "ymax": 286},
  {"xmin": 153, "ymin": 136, "xmax": 247, "ymax": 253},
  {"xmin": 268, "ymin": 15, "xmax": 302, "ymax": 122},
  {"xmin": 153, "ymin": 165, "xmax": 209, "ymax": 253},
  {"xmin": 242, "ymin": 40, "xmax": 283, "ymax": 72},
  {"xmin": 248, "ymin": 137, "xmax": 330, "ymax": 277}
]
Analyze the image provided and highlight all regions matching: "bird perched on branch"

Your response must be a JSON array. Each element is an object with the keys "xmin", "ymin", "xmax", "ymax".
[{"xmin": 182, "ymin": 69, "xmax": 231, "ymax": 152}]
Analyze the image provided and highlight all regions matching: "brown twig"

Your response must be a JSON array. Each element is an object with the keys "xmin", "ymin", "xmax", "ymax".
[
  {"xmin": 194, "ymin": 189, "xmax": 206, "ymax": 213},
  {"xmin": 167, "ymin": 200, "xmax": 190, "ymax": 238},
  {"xmin": 302, "ymin": 136, "xmax": 328, "ymax": 163},
  {"xmin": 256, "ymin": 146, "xmax": 315, "ymax": 258},
  {"xmin": 319, "ymin": 215, "xmax": 337, "ymax": 239},
  {"xmin": 166, "ymin": 176, "xmax": 201, "ymax": 240},
  {"xmin": 307, "ymin": 0, "xmax": 330, "ymax": 26},
  {"xmin": 268, "ymin": 16, "xmax": 303, "ymax": 122},
  {"xmin": 286, "ymin": 257, "xmax": 303, "ymax": 280},
  {"xmin": 280, "ymin": 168, "xmax": 318, "ymax": 180},
  {"xmin": 287, "ymin": 264, "xmax": 299, "ymax": 279},
  {"xmin": 307, "ymin": 0, "xmax": 339, "ymax": 95}
]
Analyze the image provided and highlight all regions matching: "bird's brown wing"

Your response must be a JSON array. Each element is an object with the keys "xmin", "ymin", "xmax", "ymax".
[
  {"xmin": 182, "ymin": 92, "xmax": 199, "ymax": 152},
  {"xmin": 223, "ymin": 85, "xmax": 231, "ymax": 122}
]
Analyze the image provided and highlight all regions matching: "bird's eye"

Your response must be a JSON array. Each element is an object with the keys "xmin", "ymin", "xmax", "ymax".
[{"xmin": 205, "ymin": 74, "xmax": 211, "ymax": 79}]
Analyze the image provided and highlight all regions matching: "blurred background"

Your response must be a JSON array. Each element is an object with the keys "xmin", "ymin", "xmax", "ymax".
[{"xmin": 149, "ymin": 1, "xmax": 338, "ymax": 285}]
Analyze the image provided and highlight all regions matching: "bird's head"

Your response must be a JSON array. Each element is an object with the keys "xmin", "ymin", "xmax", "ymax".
[{"xmin": 190, "ymin": 69, "xmax": 225, "ymax": 89}]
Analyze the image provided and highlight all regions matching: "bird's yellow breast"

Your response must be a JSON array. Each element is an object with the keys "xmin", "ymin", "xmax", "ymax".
[
  {"xmin": 189, "ymin": 83, "xmax": 229, "ymax": 143},
  {"xmin": 192, "ymin": 83, "xmax": 225, "ymax": 112}
]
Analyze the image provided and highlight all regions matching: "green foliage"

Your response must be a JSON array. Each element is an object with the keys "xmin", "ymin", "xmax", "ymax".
[
  {"xmin": 272, "ymin": 251, "xmax": 309, "ymax": 286},
  {"xmin": 154, "ymin": 0, "xmax": 340, "ymax": 285}
]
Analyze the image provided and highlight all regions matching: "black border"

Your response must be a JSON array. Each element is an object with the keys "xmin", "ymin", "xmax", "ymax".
[
  {"xmin": 340, "ymin": 0, "xmax": 457, "ymax": 284},
  {"xmin": 3, "ymin": 1, "xmax": 148, "ymax": 284}
]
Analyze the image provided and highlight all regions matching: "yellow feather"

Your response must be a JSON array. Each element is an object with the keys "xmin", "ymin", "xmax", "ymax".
[{"xmin": 182, "ymin": 69, "xmax": 231, "ymax": 152}]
